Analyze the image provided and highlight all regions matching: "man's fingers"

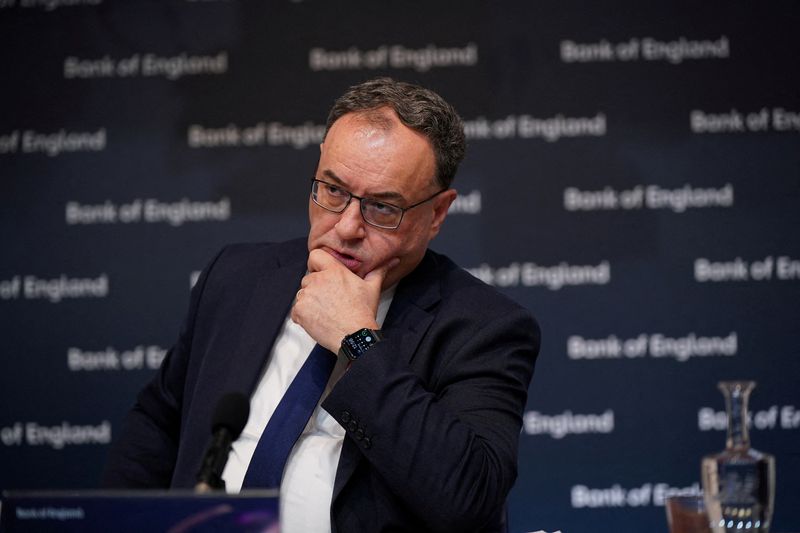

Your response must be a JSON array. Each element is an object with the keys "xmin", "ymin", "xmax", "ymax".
[{"xmin": 307, "ymin": 248, "xmax": 339, "ymax": 273}]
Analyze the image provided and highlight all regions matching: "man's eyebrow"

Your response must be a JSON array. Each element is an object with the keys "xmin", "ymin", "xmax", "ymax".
[{"xmin": 320, "ymin": 169, "xmax": 407, "ymax": 203}]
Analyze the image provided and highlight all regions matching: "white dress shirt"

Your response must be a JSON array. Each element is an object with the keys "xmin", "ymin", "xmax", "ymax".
[{"xmin": 222, "ymin": 287, "xmax": 395, "ymax": 533}]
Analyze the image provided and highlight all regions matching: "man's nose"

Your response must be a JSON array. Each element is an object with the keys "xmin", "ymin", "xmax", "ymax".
[{"xmin": 334, "ymin": 200, "xmax": 366, "ymax": 239}]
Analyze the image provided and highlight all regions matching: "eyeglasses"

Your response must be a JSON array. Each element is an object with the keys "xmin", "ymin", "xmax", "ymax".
[{"xmin": 311, "ymin": 178, "xmax": 447, "ymax": 230}]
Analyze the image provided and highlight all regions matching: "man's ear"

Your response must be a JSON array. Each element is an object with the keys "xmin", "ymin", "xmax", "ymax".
[{"xmin": 429, "ymin": 189, "xmax": 457, "ymax": 237}]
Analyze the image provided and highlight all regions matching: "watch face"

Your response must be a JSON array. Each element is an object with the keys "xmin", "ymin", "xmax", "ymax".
[{"xmin": 343, "ymin": 328, "xmax": 381, "ymax": 360}]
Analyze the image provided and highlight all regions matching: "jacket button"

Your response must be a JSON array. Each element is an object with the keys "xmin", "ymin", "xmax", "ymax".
[
  {"xmin": 355, "ymin": 428, "xmax": 365, "ymax": 440},
  {"xmin": 363, "ymin": 436, "xmax": 372, "ymax": 449},
  {"xmin": 341, "ymin": 410, "xmax": 351, "ymax": 423},
  {"xmin": 348, "ymin": 420, "xmax": 358, "ymax": 432}
]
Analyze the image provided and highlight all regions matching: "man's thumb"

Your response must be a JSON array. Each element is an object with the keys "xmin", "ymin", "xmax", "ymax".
[{"xmin": 365, "ymin": 257, "xmax": 400, "ymax": 287}]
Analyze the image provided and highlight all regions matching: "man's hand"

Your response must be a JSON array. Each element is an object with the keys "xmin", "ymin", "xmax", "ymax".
[{"xmin": 290, "ymin": 249, "xmax": 398, "ymax": 352}]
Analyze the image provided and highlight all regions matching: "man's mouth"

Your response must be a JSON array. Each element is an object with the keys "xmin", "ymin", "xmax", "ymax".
[{"xmin": 325, "ymin": 247, "xmax": 363, "ymax": 273}]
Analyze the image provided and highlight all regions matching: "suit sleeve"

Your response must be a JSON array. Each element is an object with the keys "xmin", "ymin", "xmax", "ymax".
[
  {"xmin": 100, "ymin": 247, "xmax": 228, "ymax": 488},
  {"xmin": 322, "ymin": 293, "xmax": 540, "ymax": 532}
]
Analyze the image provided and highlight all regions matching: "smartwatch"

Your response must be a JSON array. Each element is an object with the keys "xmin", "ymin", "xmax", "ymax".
[{"xmin": 340, "ymin": 328, "xmax": 383, "ymax": 361}]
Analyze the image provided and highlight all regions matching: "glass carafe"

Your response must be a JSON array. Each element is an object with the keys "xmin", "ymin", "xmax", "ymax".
[{"xmin": 701, "ymin": 381, "xmax": 775, "ymax": 532}]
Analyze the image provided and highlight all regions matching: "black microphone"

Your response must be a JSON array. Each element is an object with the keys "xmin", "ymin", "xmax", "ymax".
[{"xmin": 195, "ymin": 392, "xmax": 250, "ymax": 493}]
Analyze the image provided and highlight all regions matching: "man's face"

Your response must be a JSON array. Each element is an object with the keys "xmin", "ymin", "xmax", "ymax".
[{"xmin": 307, "ymin": 109, "xmax": 456, "ymax": 290}]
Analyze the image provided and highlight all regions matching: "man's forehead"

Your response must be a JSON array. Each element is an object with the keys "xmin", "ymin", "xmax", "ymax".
[
  {"xmin": 320, "ymin": 111, "xmax": 436, "ymax": 201},
  {"xmin": 329, "ymin": 108, "xmax": 426, "ymax": 146}
]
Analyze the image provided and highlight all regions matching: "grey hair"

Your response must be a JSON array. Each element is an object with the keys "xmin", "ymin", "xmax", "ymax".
[{"xmin": 324, "ymin": 77, "xmax": 466, "ymax": 189}]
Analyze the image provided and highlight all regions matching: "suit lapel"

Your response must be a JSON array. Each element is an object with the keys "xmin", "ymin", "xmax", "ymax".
[
  {"xmin": 379, "ymin": 249, "xmax": 442, "ymax": 368},
  {"xmin": 221, "ymin": 243, "xmax": 308, "ymax": 396},
  {"xmin": 175, "ymin": 241, "xmax": 308, "ymax": 487}
]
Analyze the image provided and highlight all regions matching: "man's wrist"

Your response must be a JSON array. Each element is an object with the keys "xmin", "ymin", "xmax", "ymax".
[{"xmin": 339, "ymin": 328, "xmax": 383, "ymax": 361}]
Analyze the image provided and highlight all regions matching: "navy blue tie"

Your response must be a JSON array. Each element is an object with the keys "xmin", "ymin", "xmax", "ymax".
[{"xmin": 241, "ymin": 344, "xmax": 337, "ymax": 488}]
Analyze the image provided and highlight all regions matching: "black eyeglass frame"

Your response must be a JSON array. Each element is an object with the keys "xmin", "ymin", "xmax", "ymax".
[{"xmin": 311, "ymin": 177, "xmax": 448, "ymax": 230}]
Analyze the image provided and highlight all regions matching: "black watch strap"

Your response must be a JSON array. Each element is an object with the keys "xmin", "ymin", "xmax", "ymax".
[{"xmin": 340, "ymin": 328, "xmax": 383, "ymax": 361}]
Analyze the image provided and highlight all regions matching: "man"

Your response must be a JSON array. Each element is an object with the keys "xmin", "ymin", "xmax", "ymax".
[{"xmin": 103, "ymin": 77, "xmax": 540, "ymax": 532}]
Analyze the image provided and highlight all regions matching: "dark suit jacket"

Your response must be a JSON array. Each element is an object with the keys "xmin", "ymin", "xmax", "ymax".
[{"xmin": 103, "ymin": 238, "xmax": 540, "ymax": 532}]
